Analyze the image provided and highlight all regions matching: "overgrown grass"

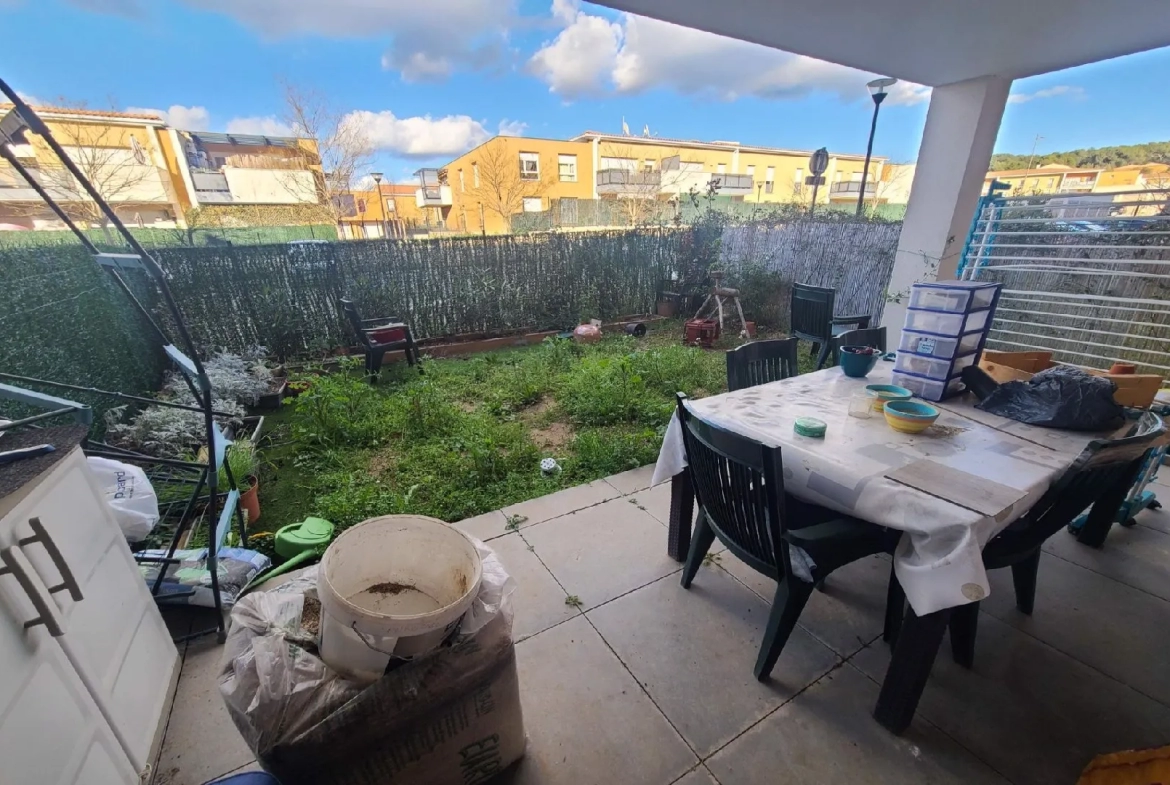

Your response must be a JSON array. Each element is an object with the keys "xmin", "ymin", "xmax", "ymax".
[{"xmin": 255, "ymin": 322, "xmax": 814, "ymax": 535}]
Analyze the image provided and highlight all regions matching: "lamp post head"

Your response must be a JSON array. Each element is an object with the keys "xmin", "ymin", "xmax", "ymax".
[
  {"xmin": 867, "ymin": 77, "xmax": 898, "ymax": 106},
  {"xmin": 371, "ymin": 172, "xmax": 383, "ymax": 184}
]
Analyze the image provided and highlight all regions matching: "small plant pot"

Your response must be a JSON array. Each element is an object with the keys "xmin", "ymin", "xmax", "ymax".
[
  {"xmin": 744, "ymin": 321, "xmax": 757, "ymax": 338},
  {"xmin": 240, "ymin": 475, "xmax": 261, "ymax": 526}
]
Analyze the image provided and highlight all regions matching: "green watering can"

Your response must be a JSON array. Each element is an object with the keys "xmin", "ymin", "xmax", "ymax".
[{"xmin": 242, "ymin": 517, "xmax": 335, "ymax": 594}]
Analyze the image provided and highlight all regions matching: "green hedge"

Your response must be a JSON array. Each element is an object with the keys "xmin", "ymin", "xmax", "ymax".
[
  {"xmin": 0, "ymin": 245, "xmax": 166, "ymax": 423},
  {"xmin": 0, "ymin": 224, "xmax": 338, "ymax": 250}
]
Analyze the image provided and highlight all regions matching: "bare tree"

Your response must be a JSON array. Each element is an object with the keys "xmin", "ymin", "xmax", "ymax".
[
  {"xmin": 470, "ymin": 142, "xmax": 552, "ymax": 226},
  {"xmin": 279, "ymin": 81, "xmax": 373, "ymax": 225},
  {"xmin": 29, "ymin": 104, "xmax": 161, "ymax": 239},
  {"xmin": 598, "ymin": 144, "xmax": 687, "ymax": 227}
]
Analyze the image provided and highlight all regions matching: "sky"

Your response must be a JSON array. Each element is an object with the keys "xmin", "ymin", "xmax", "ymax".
[{"xmin": 2, "ymin": 0, "xmax": 1169, "ymax": 185}]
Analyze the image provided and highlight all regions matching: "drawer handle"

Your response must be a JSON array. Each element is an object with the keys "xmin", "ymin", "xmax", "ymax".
[
  {"xmin": 18, "ymin": 517, "xmax": 83, "ymax": 602},
  {"xmin": 0, "ymin": 546, "xmax": 65, "ymax": 637}
]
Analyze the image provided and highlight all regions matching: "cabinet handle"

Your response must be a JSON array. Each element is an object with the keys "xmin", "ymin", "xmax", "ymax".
[
  {"xmin": 0, "ymin": 546, "xmax": 65, "ymax": 637},
  {"xmin": 19, "ymin": 517, "xmax": 83, "ymax": 602}
]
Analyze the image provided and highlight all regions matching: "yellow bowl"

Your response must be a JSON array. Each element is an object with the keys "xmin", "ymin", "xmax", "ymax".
[
  {"xmin": 864, "ymin": 384, "xmax": 912, "ymax": 413},
  {"xmin": 883, "ymin": 400, "xmax": 940, "ymax": 434}
]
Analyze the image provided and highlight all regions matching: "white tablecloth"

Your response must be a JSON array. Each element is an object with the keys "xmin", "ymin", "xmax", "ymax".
[{"xmin": 652, "ymin": 364, "xmax": 1098, "ymax": 615}]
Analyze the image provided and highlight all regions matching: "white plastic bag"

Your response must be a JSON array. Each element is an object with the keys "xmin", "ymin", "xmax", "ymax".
[{"xmin": 86, "ymin": 456, "xmax": 160, "ymax": 541}]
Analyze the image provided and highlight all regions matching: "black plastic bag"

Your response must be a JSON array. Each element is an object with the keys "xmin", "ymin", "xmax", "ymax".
[{"xmin": 976, "ymin": 365, "xmax": 1125, "ymax": 431}]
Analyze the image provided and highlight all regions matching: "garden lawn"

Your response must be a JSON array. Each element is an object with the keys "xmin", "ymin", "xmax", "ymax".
[{"xmin": 254, "ymin": 323, "xmax": 817, "ymax": 542}]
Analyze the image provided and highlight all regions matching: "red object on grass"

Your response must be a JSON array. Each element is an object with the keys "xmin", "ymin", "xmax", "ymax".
[
  {"xmin": 368, "ymin": 324, "xmax": 408, "ymax": 344},
  {"xmin": 684, "ymin": 318, "xmax": 720, "ymax": 348}
]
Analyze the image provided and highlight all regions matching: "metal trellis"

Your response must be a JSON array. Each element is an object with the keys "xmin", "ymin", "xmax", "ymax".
[{"xmin": 0, "ymin": 80, "xmax": 247, "ymax": 643}]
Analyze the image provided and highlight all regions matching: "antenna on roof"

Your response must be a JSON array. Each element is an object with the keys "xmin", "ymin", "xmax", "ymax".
[
  {"xmin": 643, "ymin": 124, "xmax": 650, "ymax": 137},
  {"xmin": 621, "ymin": 117, "xmax": 630, "ymax": 136}
]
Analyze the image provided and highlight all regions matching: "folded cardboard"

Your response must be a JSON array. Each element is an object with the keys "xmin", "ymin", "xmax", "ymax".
[{"xmin": 979, "ymin": 350, "xmax": 1161, "ymax": 409}]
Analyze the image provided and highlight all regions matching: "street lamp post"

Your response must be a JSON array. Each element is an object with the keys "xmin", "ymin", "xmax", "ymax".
[
  {"xmin": 856, "ymin": 77, "xmax": 897, "ymax": 217},
  {"xmin": 371, "ymin": 172, "xmax": 384, "ymax": 238}
]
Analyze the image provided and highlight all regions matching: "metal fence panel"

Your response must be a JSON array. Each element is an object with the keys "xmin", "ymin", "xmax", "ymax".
[{"xmin": 961, "ymin": 189, "xmax": 1170, "ymax": 376}]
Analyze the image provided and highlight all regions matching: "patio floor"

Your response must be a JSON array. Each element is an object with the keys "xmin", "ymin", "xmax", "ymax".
[{"xmin": 152, "ymin": 466, "xmax": 1170, "ymax": 785}]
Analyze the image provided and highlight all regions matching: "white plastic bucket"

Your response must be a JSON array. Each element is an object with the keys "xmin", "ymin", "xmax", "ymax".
[{"xmin": 317, "ymin": 515, "xmax": 483, "ymax": 683}]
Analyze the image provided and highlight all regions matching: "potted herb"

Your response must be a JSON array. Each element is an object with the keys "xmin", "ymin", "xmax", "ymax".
[{"xmin": 219, "ymin": 441, "xmax": 262, "ymax": 526}]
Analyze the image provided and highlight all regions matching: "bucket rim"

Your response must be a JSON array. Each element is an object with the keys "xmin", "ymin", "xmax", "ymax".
[{"xmin": 319, "ymin": 514, "xmax": 484, "ymax": 623}]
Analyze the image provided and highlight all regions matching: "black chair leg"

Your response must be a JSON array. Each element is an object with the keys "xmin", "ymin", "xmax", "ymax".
[
  {"xmin": 815, "ymin": 341, "xmax": 833, "ymax": 370},
  {"xmin": 755, "ymin": 577, "xmax": 814, "ymax": 681},
  {"xmin": 808, "ymin": 341, "xmax": 818, "ymax": 359},
  {"xmin": 874, "ymin": 606, "xmax": 951, "ymax": 734},
  {"xmin": 948, "ymin": 602, "xmax": 979, "ymax": 668},
  {"xmin": 883, "ymin": 565, "xmax": 905, "ymax": 644},
  {"xmin": 680, "ymin": 511, "xmax": 716, "ymax": 589},
  {"xmin": 1011, "ymin": 550, "xmax": 1042, "ymax": 615}
]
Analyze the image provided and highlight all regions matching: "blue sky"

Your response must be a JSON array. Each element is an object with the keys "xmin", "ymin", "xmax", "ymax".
[{"xmin": 3, "ymin": 0, "xmax": 1169, "ymax": 184}]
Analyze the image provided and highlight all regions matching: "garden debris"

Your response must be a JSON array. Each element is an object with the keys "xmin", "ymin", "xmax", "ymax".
[{"xmin": 221, "ymin": 545, "xmax": 524, "ymax": 785}]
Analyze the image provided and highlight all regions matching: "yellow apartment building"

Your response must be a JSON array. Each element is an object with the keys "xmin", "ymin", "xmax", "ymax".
[
  {"xmin": 419, "ymin": 131, "xmax": 888, "ymax": 234},
  {"xmin": 983, "ymin": 163, "xmax": 1104, "ymax": 197},
  {"xmin": 0, "ymin": 104, "xmax": 189, "ymax": 230},
  {"xmin": 0, "ymin": 103, "xmax": 327, "ymax": 233},
  {"xmin": 338, "ymin": 183, "xmax": 429, "ymax": 239}
]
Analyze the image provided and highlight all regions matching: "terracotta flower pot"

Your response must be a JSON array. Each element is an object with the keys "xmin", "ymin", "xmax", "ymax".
[
  {"xmin": 1110, "ymin": 362, "xmax": 1137, "ymax": 375},
  {"xmin": 240, "ymin": 474, "xmax": 261, "ymax": 526}
]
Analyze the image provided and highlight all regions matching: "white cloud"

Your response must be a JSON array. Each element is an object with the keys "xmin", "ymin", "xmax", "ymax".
[
  {"xmin": 180, "ymin": 0, "xmax": 513, "ymax": 82},
  {"xmin": 126, "ymin": 104, "xmax": 211, "ymax": 130},
  {"xmin": 1007, "ymin": 85, "xmax": 1085, "ymax": 105},
  {"xmin": 529, "ymin": 2, "xmax": 931, "ymax": 105},
  {"xmin": 342, "ymin": 110, "xmax": 489, "ymax": 158},
  {"xmin": 498, "ymin": 118, "xmax": 528, "ymax": 136},
  {"xmin": 15, "ymin": 91, "xmax": 42, "ymax": 106},
  {"xmin": 225, "ymin": 115, "xmax": 295, "ymax": 136},
  {"xmin": 527, "ymin": 0, "xmax": 621, "ymax": 97}
]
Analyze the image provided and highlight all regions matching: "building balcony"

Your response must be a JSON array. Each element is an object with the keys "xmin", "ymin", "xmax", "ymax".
[
  {"xmin": 830, "ymin": 180, "xmax": 877, "ymax": 196},
  {"xmin": 597, "ymin": 168, "xmax": 662, "ymax": 196},
  {"xmin": 710, "ymin": 173, "xmax": 753, "ymax": 195},
  {"xmin": 191, "ymin": 167, "xmax": 319, "ymax": 205},
  {"xmin": 415, "ymin": 184, "xmax": 453, "ymax": 207}
]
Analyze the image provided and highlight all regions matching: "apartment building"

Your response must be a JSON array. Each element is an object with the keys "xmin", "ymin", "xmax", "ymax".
[
  {"xmin": 0, "ymin": 104, "xmax": 327, "ymax": 232},
  {"xmin": 338, "ymin": 183, "xmax": 429, "ymax": 239},
  {"xmin": 982, "ymin": 163, "xmax": 1105, "ymax": 197},
  {"xmin": 419, "ymin": 131, "xmax": 888, "ymax": 234},
  {"xmin": 0, "ymin": 105, "xmax": 188, "ymax": 230}
]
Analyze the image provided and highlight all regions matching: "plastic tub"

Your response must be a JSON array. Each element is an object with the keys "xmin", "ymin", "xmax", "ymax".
[
  {"xmin": 892, "ymin": 370, "xmax": 964, "ymax": 402},
  {"xmin": 904, "ymin": 308, "xmax": 990, "ymax": 337},
  {"xmin": 318, "ymin": 515, "xmax": 483, "ymax": 683},
  {"xmin": 908, "ymin": 282, "xmax": 998, "ymax": 313},
  {"xmin": 898, "ymin": 329, "xmax": 983, "ymax": 359}
]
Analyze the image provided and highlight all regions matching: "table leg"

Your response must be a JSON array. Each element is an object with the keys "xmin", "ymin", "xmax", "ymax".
[
  {"xmin": 667, "ymin": 470, "xmax": 694, "ymax": 562},
  {"xmin": 873, "ymin": 605, "xmax": 951, "ymax": 735}
]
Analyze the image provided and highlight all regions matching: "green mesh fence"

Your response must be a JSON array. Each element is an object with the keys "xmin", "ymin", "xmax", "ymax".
[
  {"xmin": 0, "ymin": 244, "xmax": 167, "ymax": 425},
  {"xmin": 153, "ymin": 230, "xmax": 688, "ymax": 360},
  {"xmin": 0, "ymin": 224, "xmax": 338, "ymax": 250}
]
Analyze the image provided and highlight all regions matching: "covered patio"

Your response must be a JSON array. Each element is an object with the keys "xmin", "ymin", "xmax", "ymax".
[{"xmin": 158, "ymin": 462, "xmax": 1170, "ymax": 784}]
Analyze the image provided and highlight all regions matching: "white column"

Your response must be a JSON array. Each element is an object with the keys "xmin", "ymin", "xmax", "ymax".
[{"xmin": 881, "ymin": 76, "xmax": 1011, "ymax": 334}]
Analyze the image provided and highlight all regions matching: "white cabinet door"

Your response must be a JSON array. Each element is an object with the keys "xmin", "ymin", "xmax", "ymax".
[
  {"xmin": 0, "ymin": 547, "xmax": 138, "ymax": 785},
  {"xmin": 1, "ymin": 450, "xmax": 178, "ymax": 772}
]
